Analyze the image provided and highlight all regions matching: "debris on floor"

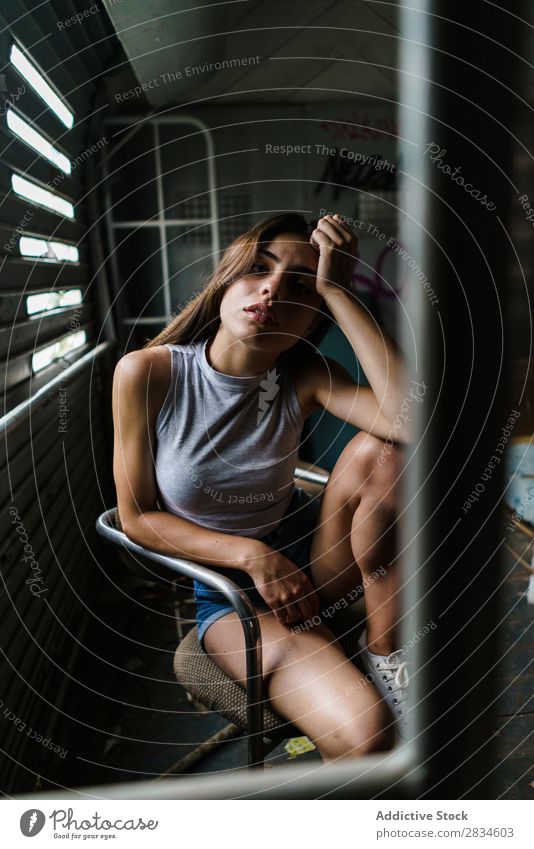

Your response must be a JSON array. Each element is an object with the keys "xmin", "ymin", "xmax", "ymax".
[{"xmin": 284, "ymin": 736, "xmax": 316, "ymax": 758}]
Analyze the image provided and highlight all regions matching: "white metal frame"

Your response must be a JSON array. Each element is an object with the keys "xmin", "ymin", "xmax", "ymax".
[{"xmin": 102, "ymin": 116, "xmax": 220, "ymax": 326}]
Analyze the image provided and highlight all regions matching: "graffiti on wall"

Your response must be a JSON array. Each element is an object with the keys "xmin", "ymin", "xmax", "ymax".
[
  {"xmin": 314, "ymin": 146, "xmax": 398, "ymax": 206},
  {"xmin": 319, "ymin": 112, "xmax": 399, "ymax": 143}
]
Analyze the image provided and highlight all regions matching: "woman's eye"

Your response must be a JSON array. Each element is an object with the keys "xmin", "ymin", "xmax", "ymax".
[
  {"xmin": 291, "ymin": 279, "xmax": 312, "ymax": 293},
  {"xmin": 250, "ymin": 263, "xmax": 267, "ymax": 274}
]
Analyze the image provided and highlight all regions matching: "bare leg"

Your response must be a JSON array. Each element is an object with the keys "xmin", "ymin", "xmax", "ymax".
[
  {"xmin": 310, "ymin": 431, "xmax": 403, "ymax": 656},
  {"xmin": 204, "ymin": 609, "xmax": 394, "ymax": 761}
]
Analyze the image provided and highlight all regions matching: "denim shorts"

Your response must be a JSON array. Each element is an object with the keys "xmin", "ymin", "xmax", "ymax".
[{"xmin": 195, "ymin": 486, "xmax": 323, "ymax": 648}]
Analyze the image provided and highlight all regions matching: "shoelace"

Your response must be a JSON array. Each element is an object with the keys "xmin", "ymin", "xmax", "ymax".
[{"xmin": 374, "ymin": 652, "xmax": 410, "ymax": 711}]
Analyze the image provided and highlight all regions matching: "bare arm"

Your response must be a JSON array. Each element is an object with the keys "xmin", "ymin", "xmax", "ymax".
[
  {"xmin": 112, "ymin": 349, "xmax": 319, "ymax": 623},
  {"xmin": 323, "ymin": 288, "xmax": 412, "ymax": 439},
  {"xmin": 309, "ymin": 213, "xmax": 414, "ymax": 442},
  {"xmin": 298, "ymin": 355, "xmax": 412, "ymax": 444}
]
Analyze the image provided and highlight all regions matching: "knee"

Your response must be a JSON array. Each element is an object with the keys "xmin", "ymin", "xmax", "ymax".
[
  {"xmin": 320, "ymin": 714, "xmax": 393, "ymax": 760},
  {"xmin": 340, "ymin": 431, "xmax": 402, "ymax": 478},
  {"xmin": 332, "ymin": 431, "xmax": 401, "ymax": 511},
  {"xmin": 358, "ymin": 430, "xmax": 403, "ymax": 471},
  {"xmin": 352, "ymin": 729, "xmax": 392, "ymax": 756},
  {"xmin": 358, "ymin": 720, "xmax": 394, "ymax": 754}
]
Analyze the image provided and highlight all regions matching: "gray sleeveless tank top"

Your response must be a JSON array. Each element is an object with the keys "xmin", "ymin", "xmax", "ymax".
[{"xmin": 154, "ymin": 336, "xmax": 304, "ymax": 539}]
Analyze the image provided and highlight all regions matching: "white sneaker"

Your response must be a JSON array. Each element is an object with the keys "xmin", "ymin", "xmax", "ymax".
[{"xmin": 357, "ymin": 629, "xmax": 410, "ymax": 738}]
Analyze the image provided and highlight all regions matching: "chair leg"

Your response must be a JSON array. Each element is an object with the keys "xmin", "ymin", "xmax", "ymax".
[
  {"xmin": 248, "ymin": 725, "xmax": 265, "ymax": 769},
  {"xmin": 245, "ymin": 625, "xmax": 265, "ymax": 769}
]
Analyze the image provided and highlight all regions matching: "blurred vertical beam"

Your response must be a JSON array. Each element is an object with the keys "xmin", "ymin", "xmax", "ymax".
[{"xmin": 399, "ymin": 1, "xmax": 523, "ymax": 797}]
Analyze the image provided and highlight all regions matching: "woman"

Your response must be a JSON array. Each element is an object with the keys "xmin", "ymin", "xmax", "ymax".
[{"xmin": 112, "ymin": 212, "xmax": 410, "ymax": 761}]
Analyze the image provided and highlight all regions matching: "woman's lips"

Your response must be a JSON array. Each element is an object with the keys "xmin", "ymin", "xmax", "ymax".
[{"xmin": 243, "ymin": 306, "xmax": 277, "ymax": 326}]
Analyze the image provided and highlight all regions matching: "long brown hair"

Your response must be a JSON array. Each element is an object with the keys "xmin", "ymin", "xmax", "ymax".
[{"xmin": 144, "ymin": 213, "xmax": 332, "ymax": 364}]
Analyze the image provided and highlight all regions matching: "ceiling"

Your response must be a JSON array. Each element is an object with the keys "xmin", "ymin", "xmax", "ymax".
[
  {"xmin": 103, "ymin": 1, "xmax": 534, "ymax": 109},
  {"xmin": 103, "ymin": 0, "xmax": 400, "ymax": 107}
]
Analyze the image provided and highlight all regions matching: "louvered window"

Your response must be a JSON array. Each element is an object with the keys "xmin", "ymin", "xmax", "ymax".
[{"xmin": 0, "ymin": 2, "xmax": 118, "ymax": 794}]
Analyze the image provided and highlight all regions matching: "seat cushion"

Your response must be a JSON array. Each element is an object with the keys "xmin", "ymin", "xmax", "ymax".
[
  {"xmin": 173, "ymin": 599, "xmax": 366, "ymax": 740},
  {"xmin": 173, "ymin": 626, "xmax": 295, "ymax": 739}
]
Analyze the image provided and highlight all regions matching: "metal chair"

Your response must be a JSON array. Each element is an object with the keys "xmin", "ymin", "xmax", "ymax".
[{"xmin": 95, "ymin": 465, "xmax": 366, "ymax": 770}]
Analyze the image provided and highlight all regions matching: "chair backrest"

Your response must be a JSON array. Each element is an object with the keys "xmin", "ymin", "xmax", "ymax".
[
  {"xmin": 97, "ymin": 509, "xmax": 186, "ymax": 584},
  {"xmin": 97, "ymin": 461, "xmax": 329, "ymax": 585}
]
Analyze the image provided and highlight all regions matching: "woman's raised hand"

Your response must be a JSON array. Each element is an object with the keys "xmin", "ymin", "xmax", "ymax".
[
  {"xmin": 243, "ymin": 541, "xmax": 320, "ymax": 626},
  {"xmin": 310, "ymin": 212, "xmax": 358, "ymax": 299}
]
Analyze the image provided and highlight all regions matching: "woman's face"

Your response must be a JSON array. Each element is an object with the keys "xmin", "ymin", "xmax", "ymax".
[{"xmin": 218, "ymin": 231, "xmax": 324, "ymax": 355}]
